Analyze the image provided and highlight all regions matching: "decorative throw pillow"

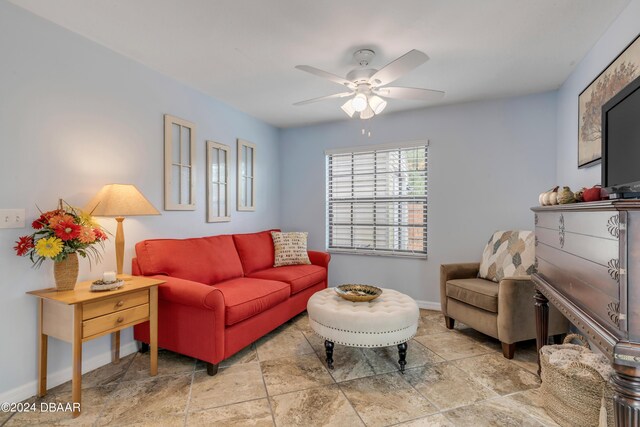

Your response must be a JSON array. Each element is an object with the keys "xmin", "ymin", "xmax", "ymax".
[
  {"xmin": 478, "ymin": 230, "xmax": 536, "ymax": 283},
  {"xmin": 271, "ymin": 231, "xmax": 311, "ymax": 267}
]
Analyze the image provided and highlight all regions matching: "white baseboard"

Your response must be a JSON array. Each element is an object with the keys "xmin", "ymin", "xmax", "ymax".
[
  {"xmin": 0, "ymin": 342, "xmax": 138, "ymax": 404},
  {"xmin": 415, "ymin": 300, "xmax": 441, "ymax": 311}
]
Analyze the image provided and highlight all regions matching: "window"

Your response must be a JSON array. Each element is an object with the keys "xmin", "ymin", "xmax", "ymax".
[
  {"xmin": 164, "ymin": 114, "xmax": 196, "ymax": 210},
  {"xmin": 326, "ymin": 141, "xmax": 428, "ymax": 258},
  {"xmin": 237, "ymin": 139, "xmax": 256, "ymax": 211},
  {"xmin": 206, "ymin": 140, "xmax": 230, "ymax": 222}
]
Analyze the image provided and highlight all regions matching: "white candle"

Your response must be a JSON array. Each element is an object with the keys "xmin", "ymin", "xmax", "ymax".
[{"xmin": 103, "ymin": 271, "xmax": 117, "ymax": 282}]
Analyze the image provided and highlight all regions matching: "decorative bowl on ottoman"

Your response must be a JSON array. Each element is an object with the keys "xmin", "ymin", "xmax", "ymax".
[{"xmin": 334, "ymin": 284, "xmax": 382, "ymax": 302}]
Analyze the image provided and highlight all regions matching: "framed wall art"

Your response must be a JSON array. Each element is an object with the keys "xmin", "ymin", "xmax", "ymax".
[
  {"xmin": 164, "ymin": 114, "xmax": 196, "ymax": 210},
  {"xmin": 206, "ymin": 140, "xmax": 231, "ymax": 222},
  {"xmin": 578, "ymin": 34, "xmax": 640, "ymax": 168},
  {"xmin": 237, "ymin": 139, "xmax": 256, "ymax": 211}
]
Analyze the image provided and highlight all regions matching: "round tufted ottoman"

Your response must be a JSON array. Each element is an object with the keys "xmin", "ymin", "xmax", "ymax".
[{"xmin": 307, "ymin": 287, "xmax": 419, "ymax": 372}]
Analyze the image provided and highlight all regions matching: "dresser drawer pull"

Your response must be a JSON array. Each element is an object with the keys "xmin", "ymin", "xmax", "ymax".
[
  {"xmin": 115, "ymin": 300, "xmax": 124, "ymax": 307},
  {"xmin": 116, "ymin": 316, "xmax": 124, "ymax": 323},
  {"xmin": 607, "ymin": 215, "xmax": 620, "ymax": 238}
]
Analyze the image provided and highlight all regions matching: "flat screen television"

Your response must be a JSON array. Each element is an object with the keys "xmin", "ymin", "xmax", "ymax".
[{"xmin": 602, "ymin": 73, "xmax": 640, "ymax": 199}]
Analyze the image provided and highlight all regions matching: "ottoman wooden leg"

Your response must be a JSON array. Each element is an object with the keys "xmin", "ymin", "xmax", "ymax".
[
  {"xmin": 324, "ymin": 340, "xmax": 334, "ymax": 369},
  {"xmin": 398, "ymin": 342, "xmax": 408, "ymax": 373}
]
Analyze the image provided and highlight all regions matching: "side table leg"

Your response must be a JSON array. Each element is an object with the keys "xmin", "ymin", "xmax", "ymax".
[
  {"xmin": 534, "ymin": 290, "xmax": 549, "ymax": 377},
  {"xmin": 324, "ymin": 340, "xmax": 334, "ymax": 369},
  {"xmin": 611, "ymin": 364, "xmax": 640, "ymax": 426},
  {"xmin": 37, "ymin": 299, "xmax": 48, "ymax": 397},
  {"xmin": 149, "ymin": 286, "xmax": 158, "ymax": 376},
  {"xmin": 111, "ymin": 331, "xmax": 120, "ymax": 364},
  {"xmin": 72, "ymin": 305, "xmax": 82, "ymax": 418},
  {"xmin": 398, "ymin": 342, "xmax": 408, "ymax": 373}
]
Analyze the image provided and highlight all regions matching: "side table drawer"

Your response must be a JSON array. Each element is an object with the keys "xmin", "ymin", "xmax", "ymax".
[
  {"xmin": 82, "ymin": 290, "xmax": 149, "ymax": 320},
  {"xmin": 83, "ymin": 304, "xmax": 149, "ymax": 339}
]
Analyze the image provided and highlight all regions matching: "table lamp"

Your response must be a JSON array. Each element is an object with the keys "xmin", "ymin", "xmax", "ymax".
[{"xmin": 84, "ymin": 184, "xmax": 160, "ymax": 277}]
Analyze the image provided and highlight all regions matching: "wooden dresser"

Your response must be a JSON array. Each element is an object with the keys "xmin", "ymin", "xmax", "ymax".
[{"xmin": 532, "ymin": 201, "xmax": 640, "ymax": 426}]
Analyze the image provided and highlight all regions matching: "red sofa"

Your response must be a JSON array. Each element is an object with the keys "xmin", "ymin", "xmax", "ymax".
[{"xmin": 131, "ymin": 229, "xmax": 330, "ymax": 375}]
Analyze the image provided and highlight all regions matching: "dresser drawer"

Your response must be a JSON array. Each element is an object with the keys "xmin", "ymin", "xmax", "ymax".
[
  {"xmin": 535, "ymin": 226, "xmax": 619, "ymax": 268},
  {"xmin": 82, "ymin": 290, "xmax": 149, "ymax": 320},
  {"xmin": 536, "ymin": 242, "xmax": 619, "ymax": 299},
  {"xmin": 536, "ymin": 210, "xmax": 620, "ymax": 240},
  {"xmin": 536, "ymin": 257, "xmax": 621, "ymax": 334},
  {"xmin": 83, "ymin": 304, "xmax": 149, "ymax": 339}
]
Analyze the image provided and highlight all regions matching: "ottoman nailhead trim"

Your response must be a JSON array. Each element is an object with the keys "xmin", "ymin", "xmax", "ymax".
[
  {"xmin": 311, "ymin": 331, "xmax": 417, "ymax": 348},
  {"xmin": 310, "ymin": 318, "xmax": 416, "ymax": 335}
]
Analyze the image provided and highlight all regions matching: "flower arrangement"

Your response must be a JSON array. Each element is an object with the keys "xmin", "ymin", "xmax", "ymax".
[{"xmin": 13, "ymin": 201, "xmax": 108, "ymax": 268}]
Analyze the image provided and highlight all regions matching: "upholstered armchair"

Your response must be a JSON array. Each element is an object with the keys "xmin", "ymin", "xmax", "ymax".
[{"xmin": 440, "ymin": 231, "xmax": 569, "ymax": 359}]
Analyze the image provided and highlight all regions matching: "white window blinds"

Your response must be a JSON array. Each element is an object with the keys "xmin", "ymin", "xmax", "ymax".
[{"xmin": 326, "ymin": 142, "xmax": 428, "ymax": 257}]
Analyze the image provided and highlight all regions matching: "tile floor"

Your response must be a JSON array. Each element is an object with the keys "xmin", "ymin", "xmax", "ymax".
[{"xmin": 2, "ymin": 310, "xmax": 559, "ymax": 426}]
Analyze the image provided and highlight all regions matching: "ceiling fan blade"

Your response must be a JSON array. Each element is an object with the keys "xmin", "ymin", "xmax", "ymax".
[
  {"xmin": 293, "ymin": 92, "xmax": 353, "ymax": 106},
  {"xmin": 295, "ymin": 65, "xmax": 355, "ymax": 89},
  {"xmin": 370, "ymin": 50, "xmax": 429, "ymax": 86},
  {"xmin": 375, "ymin": 86, "xmax": 444, "ymax": 101}
]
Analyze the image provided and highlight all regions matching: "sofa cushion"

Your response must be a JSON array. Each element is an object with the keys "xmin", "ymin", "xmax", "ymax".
[
  {"xmin": 271, "ymin": 231, "xmax": 311, "ymax": 267},
  {"xmin": 233, "ymin": 230, "xmax": 279, "ymax": 275},
  {"xmin": 446, "ymin": 278, "xmax": 499, "ymax": 313},
  {"xmin": 135, "ymin": 235, "xmax": 243, "ymax": 285},
  {"xmin": 248, "ymin": 265, "xmax": 326, "ymax": 294},
  {"xmin": 214, "ymin": 278, "xmax": 291, "ymax": 326},
  {"xmin": 478, "ymin": 230, "xmax": 536, "ymax": 283}
]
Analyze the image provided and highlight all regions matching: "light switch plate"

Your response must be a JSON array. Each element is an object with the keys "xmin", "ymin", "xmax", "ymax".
[{"xmin": 0, "ymin": 209, "xmax": 26, "ymax": 229}]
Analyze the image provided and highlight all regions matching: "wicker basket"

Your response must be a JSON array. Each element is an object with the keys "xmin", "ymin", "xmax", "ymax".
[
  {"xmin": 540, "ymin": 334, "xmax": 614, "ymax": 427},
  {"xmin": 53, "ymin": 253, "xmax": 79, "ymax": 291}
]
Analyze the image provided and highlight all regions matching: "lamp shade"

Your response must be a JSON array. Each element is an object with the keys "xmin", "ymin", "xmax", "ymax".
[
  {"xmin": 368, "ymin": 95, "xmax": 387, "ymax": 114},
  {"xmin": 84, "ymin": 184, "xmax": 160, "ymax": 217},
  {"xmin": 341, "ymin": 99, "xmax": 356, "ymax": 117},
  {"xmin": 360, "ymin": 105, "xmax": 375, "ymax": 120}
]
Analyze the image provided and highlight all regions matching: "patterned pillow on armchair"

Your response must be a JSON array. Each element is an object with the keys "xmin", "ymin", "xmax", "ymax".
[{"xmin": 478, "ymin": 230, "xmax": 536, "ymax": 283}]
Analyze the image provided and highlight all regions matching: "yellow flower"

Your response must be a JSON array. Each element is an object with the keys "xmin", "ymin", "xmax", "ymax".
[
  {"xmin": 78, "ymin": 210, "xmax": 99, "ymax": 227},
  {"xmin": 35, "ymin": 237, "xmax": 64, "ymax": 258}
]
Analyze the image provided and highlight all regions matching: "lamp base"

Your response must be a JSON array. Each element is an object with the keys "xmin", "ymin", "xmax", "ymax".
[{"xmin": 117, "ymin": 274, "xmax": 134, "ymax": 282}]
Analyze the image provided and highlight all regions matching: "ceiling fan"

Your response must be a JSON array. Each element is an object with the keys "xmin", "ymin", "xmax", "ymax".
[{"xmin": 294, "ymin": 49, "xmax": 444, "ymax": 119}]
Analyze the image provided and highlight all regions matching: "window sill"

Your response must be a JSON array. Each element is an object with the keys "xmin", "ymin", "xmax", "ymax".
[{"xmin": 328, "ymin": 249, "xmax": 427, "ymax": 259}]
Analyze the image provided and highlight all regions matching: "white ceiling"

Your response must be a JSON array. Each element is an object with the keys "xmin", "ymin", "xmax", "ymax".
[{"xmin": 10, "ymin": 0, "xmax": 630, "ymax": 128}]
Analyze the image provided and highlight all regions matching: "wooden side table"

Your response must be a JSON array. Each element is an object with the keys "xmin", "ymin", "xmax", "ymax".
[{"xmin": 27, "ymin": 275, "xmax": 164, "ymax": 418}]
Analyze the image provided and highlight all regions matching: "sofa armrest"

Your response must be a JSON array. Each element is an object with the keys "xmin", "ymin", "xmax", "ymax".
[
  {"xmin": 308, "ymin": 250, "xmax": 331, "ymax": 269},
  {"xmin": 149, "ymin": 275, "xmax": 225, "ymax": 312},
  {"xmin": 440, "ymin": 263, "xmax": 480, "ymax": 315}
]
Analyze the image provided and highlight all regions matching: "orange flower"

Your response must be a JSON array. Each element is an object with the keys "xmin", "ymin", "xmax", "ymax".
[
  {"xmin": 78, "ymin": 227, "xmax": 96, "ymax": 244},
  {"xmin": 54, "ymin": 221, "xmax": 81, "ymax": 241},
  {"xmin": 48, "ymin": 214, "xmax": 74, "ymax": 228}
]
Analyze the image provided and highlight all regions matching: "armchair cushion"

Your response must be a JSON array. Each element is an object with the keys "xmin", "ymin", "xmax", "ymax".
[
  {"xmin": 446, "ymin": 278, "xmax": 499, "ymax": 313},
  {"xmin": 478, "ymin": 230, "xmax": 536, "ymax": 282}
]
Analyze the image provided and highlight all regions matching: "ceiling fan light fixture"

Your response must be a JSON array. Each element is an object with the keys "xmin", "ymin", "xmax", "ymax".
[
  {"xmin": 368, "ymin": 95, "xmax": 387, "ymax": 114},
  {"xmin": 341, "ymin": 99, "xmax": 356, "ymax": 117},
  {"xmin": 351, "ymin": 93, "xmax": 368, "ymax": 112},
  {"xmin": 360, "ymin": 105, "xmax": 375, "ymax": 120}
]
